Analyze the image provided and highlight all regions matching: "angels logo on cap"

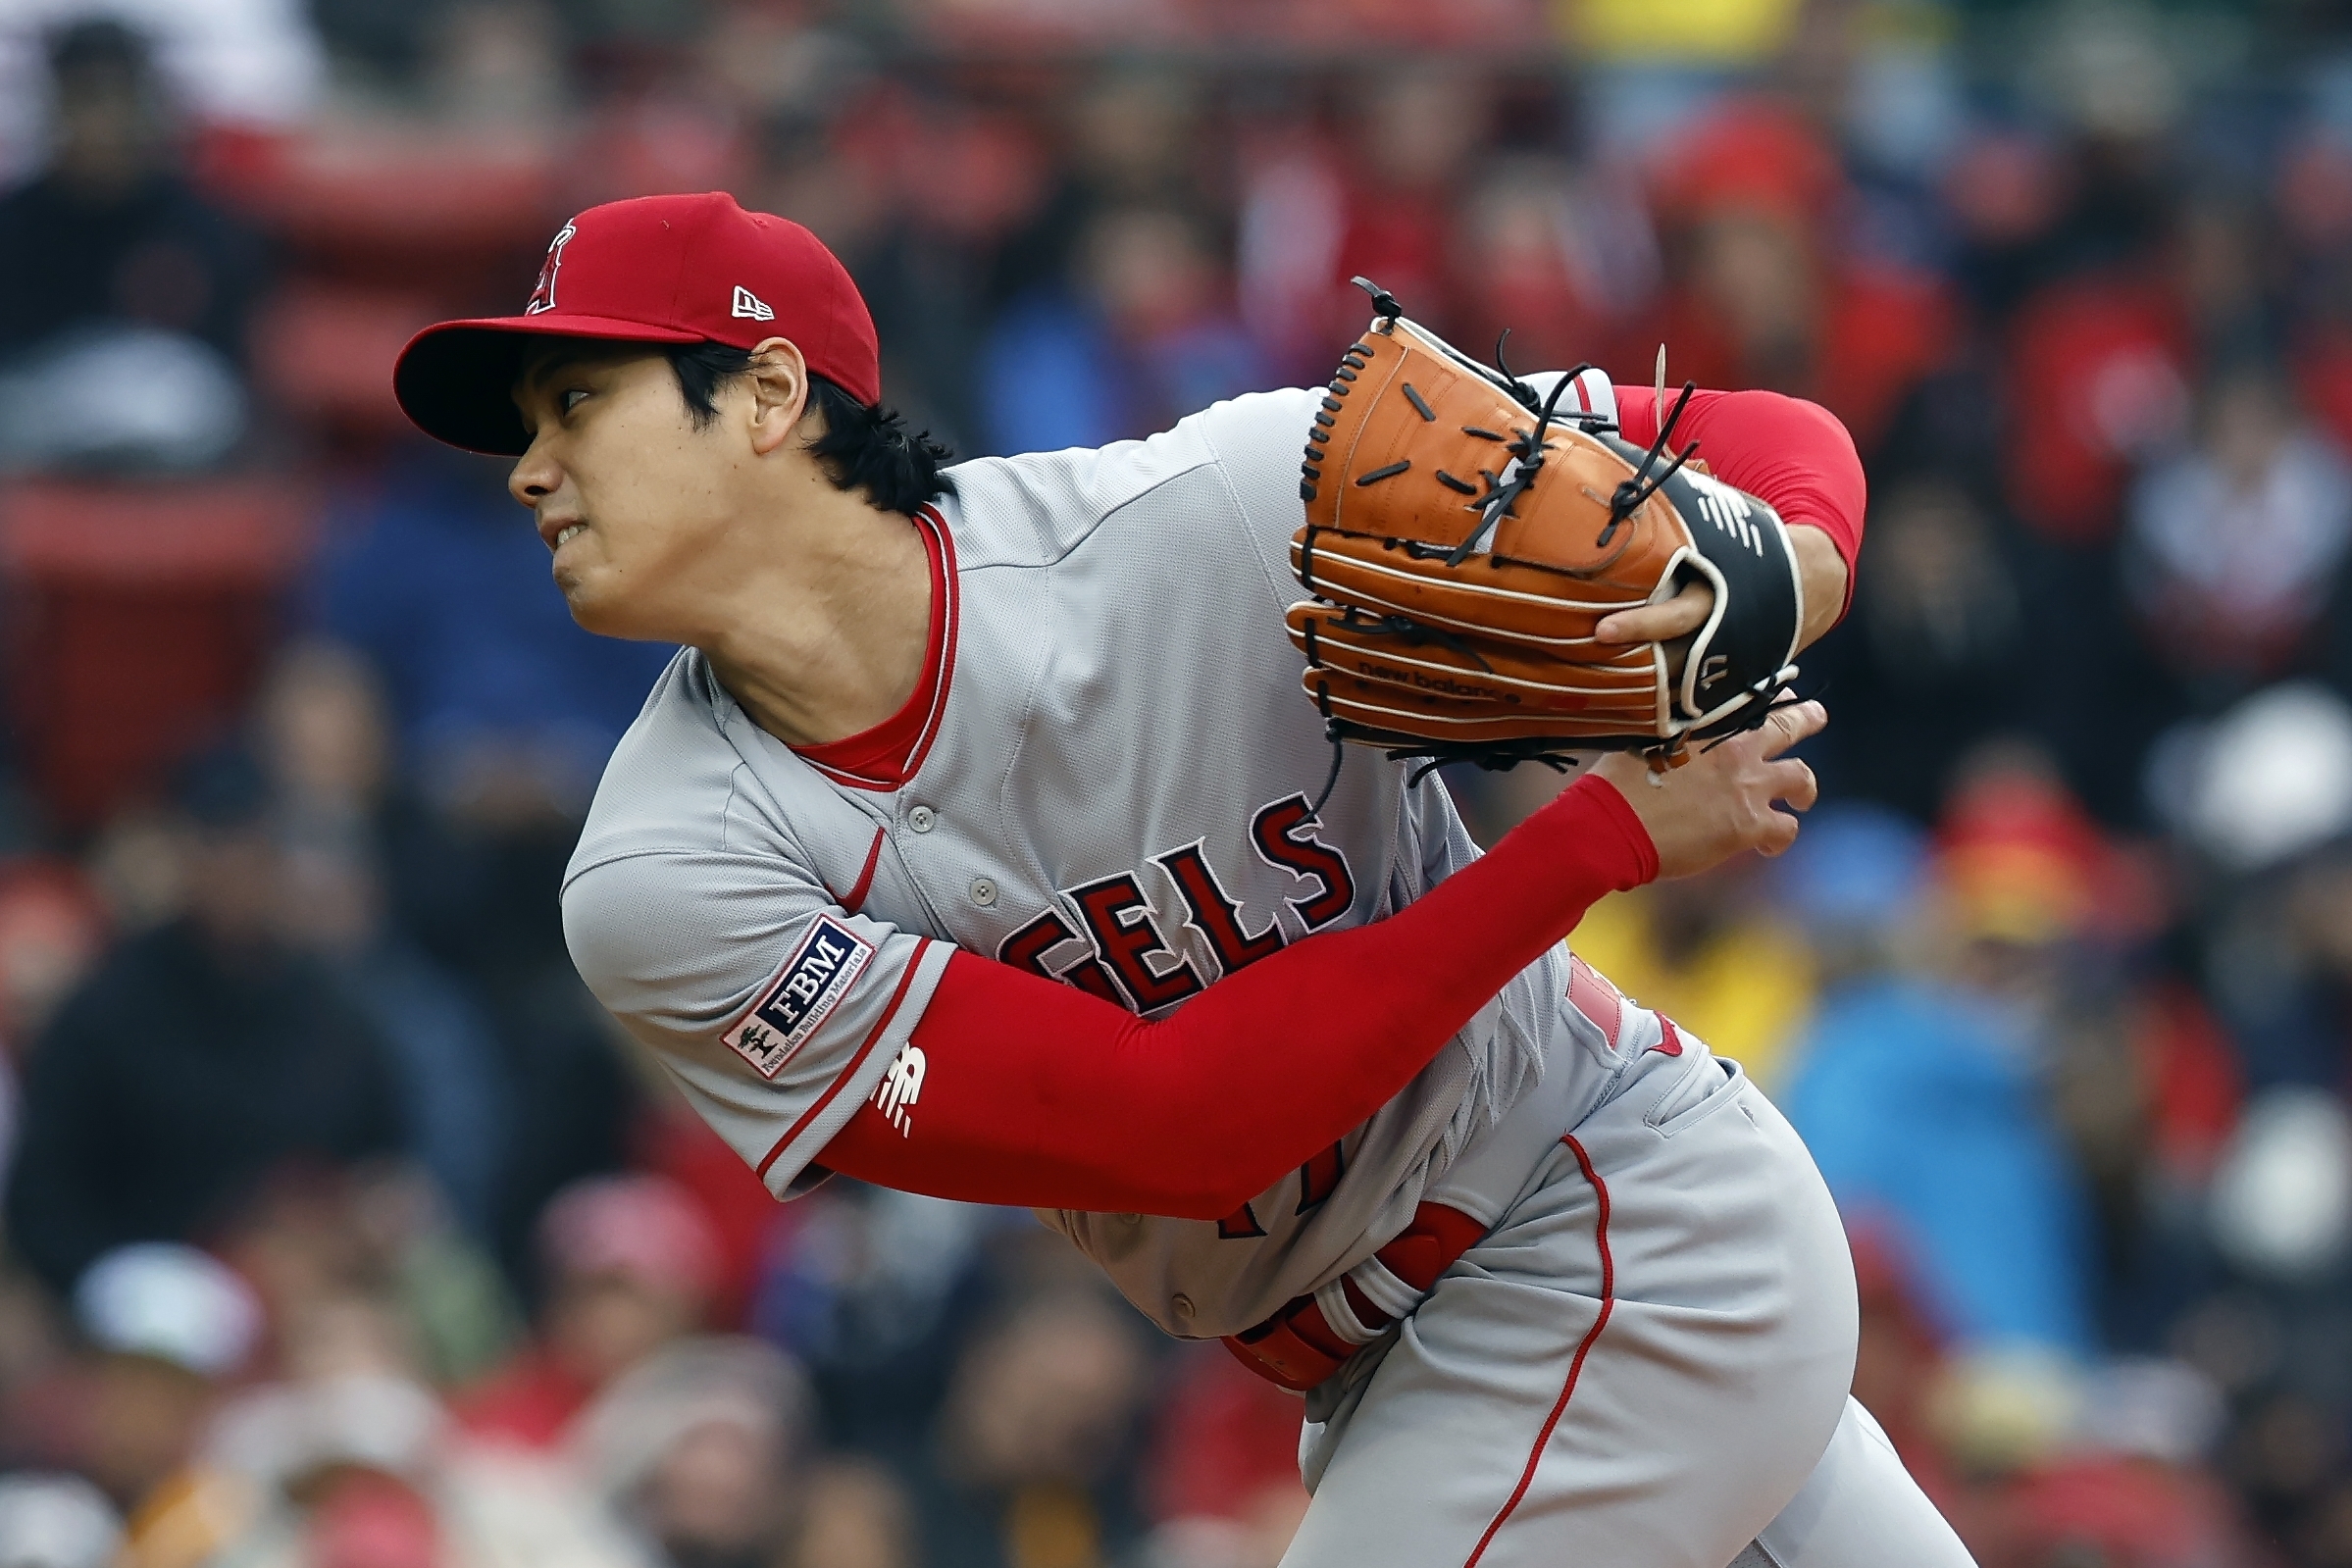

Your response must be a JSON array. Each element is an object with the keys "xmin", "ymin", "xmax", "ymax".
[{"xmin": 525, "ymin": 220, "xmax": 578, "ymax": 315}]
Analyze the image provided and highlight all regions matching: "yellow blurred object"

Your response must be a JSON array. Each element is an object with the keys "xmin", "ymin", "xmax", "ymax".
[
  {"xmin": 1937, "ymin": 842, "xmax": 2094, "ymax": 947},
  {"xmin": 1926, "ymin": 1344, "xmax": 2085, "ymax": 1476},
  {"xmin": 1568, "ymin": 890, "xmax": 1816, "ymax": 1087},
  {"xmin": 117, "ymin": 1467, "xmax": 258, "ymax": 1568},
  {"xmin": 1005, "ymin": 1481, "xmax": 1100, "ymax": 1568},
  {"xmin": 1558, "ymin": 0, "xmax": 1805, "ymax": 62}
]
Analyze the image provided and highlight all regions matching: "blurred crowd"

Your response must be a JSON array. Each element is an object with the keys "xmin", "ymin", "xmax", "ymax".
[{"xmin": 7, "ymin": 0, "xmax": 2352, "ymax": 1564}]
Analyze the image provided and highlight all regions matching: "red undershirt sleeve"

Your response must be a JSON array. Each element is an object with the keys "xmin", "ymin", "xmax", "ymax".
[
  {"xmin": 1616, "ymin": 385, "xmax": 1867, "ymax": 621},
  {"xmin": 818, "ymin": 774, "xmax": 1657, "ymax": 1217}
]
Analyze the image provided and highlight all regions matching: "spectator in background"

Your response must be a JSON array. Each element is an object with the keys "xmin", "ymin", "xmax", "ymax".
[
  {"xmin": 67, "ymin": 1243, "xmax": 262, "ymax": 1566},
  {"xmin": 1811, "ymin": 478, "xmax": 2032, "ymax": 820},
  {"xmin": 990, "ymin": 66, "xmax": 1213, "ymax": 315},
  {"xmin": 203, "ymin": 1159, "xmax": 520, "ymax": 1398},
  {"xmin": 1777, "ymin": 799, "xmax": 2098, "ymax": 1363},
  {"xmin": 926, "ymin": 1287, "xmax": 1150, "ymax": 1568},
  {"xmin": 1329, "ymin": 63, "xmax": 1488, "ymax": 342},
  {"xmin": 2125, "ymin": 365, "xmax": 2352, "ymax": 697},
  {"xmin": 256, "ymin": 643, "xmax": 508, "ymax": 1242},
  {"xmin": 569, "ymin": 1337, "xmax": 816, "ymax": 1568},
  {"xmin": 197, "ymin": 1338, "xmax": 644, "ymax": 1568},
  {"xmin": 308, "ymin": 442, "xmax": 655, "ymax": 1274},
  {"xmin": 981, "ymin": 204, "xmax": 1267, "ymax": 455},
  {"xmin": 754, "ymin": 1184, "xmax": 1001, "ymax": 1467},
  {"xmin": 457, "ymin": 1175, "xmax": 720, "ymax": 1451},
  {"xmin": 0, "ymin": 862, "xmax": 106, "ymax": 1057},
  {"xmin": 1777, "ymin": 800, "xmax": 2100, "ymax": 1359},
  {"xmin": 0, "ymin": 0, "xmax": 323, "ymax": 184},
  {"xmin": 1927, "ymin": 753, "xmax": 2186, "ymax": 1329},
  {"xmin": 2210, "ymin": 840, "xmax": 2352, "ymax": 1106},
  {"xmin": 1647, "ymin": 97, "xmax": 1956, "ymax": 458},
  {"xmin": 0, "ymin": 20, "xmax": 263, "ymax": 472},
  {"xmin": 3, "ymin": 750, "xmax": 406, "ymax": 1298},
  {"xmin": 1450, "ymin": 155, "xmax": 1620, "ymax": 382}
]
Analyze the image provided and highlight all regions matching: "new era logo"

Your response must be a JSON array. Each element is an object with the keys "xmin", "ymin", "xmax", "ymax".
[{"xmin": 731, "ymin": 285, "xmax": 775, "ymax": 322}]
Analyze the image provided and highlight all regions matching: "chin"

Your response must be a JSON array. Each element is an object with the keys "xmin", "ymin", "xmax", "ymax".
[
  {"xmin": 563, "ymin": 582, "xmax": 662, "ymax": 643},
  {"xmin": 565, "ymin": 593, "xmax": 630, "ymax": 637},
  {"xmin": 558, "ymin": 575, "xmax": 620, "ymax": 635}
]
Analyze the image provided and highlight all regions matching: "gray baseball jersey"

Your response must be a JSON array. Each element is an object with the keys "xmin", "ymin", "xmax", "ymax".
[
  {"xmin": 560, "ymin": 374, "xmax": 1977, "ymax": 1568},
  {"xmin": 562, "ymin": 374, "xmax": 1631, "ymax": 1340}
]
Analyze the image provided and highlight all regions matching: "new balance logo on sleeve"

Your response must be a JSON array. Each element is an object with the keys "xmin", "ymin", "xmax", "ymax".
[{"xmin": 872, "ymin": 1042, "xmax": 925, "ymax": 1135}]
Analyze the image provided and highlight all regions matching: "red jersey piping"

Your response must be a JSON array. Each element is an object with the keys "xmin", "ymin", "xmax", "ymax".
[
  {"xmin": 834, "ymin": 826, "xmax": 888, "ymax": 914},
  {"xmin": 794, "ymin": 504, "xmax": 959, "ymax": 791}
]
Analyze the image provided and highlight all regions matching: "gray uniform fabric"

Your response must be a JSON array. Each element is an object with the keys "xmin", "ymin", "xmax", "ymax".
[
  {"xmin": 1286, "ymin": 1036, "xmax": 1975, "ymax": 1567},
  {"xmin": 561, "ymin": 381, "xmax": 1974, "ymax": 1567}
]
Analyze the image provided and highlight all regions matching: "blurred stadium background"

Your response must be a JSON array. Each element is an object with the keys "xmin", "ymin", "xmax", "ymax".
[{"xmin": 2, "ymin": 0, "xmax": 2352, "ymax": 1563}]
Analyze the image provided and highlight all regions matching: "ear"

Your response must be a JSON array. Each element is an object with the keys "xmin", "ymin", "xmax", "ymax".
[{"xmin": 744, "ymin": 336, "xmax": 811, "ymax": 457}]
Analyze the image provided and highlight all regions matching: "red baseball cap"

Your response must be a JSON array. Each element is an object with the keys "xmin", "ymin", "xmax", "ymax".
[{"xmin": 393, "ymin": 191, "xmax": 881, "ymax": 457}]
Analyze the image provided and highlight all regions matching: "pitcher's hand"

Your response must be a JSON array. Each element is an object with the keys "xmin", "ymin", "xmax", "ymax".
[
  {"xmin": 1594, "ymin": 524, "xmax": 1848, "ymax": 658},
  {"xmin": 1590, "ymin": 701, "xmax": 1825, "ymax": 880}
]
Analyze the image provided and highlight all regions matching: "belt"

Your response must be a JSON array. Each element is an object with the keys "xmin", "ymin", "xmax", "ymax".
[{"xmin": 1223, "ymin": 1200, "xmax": 1487, "ymax": 1391}]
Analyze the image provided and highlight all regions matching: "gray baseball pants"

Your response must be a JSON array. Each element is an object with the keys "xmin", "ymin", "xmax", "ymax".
[{"xmin": 1284, "ymin": 1042, "xmax": 1977, "ymax": 1568}]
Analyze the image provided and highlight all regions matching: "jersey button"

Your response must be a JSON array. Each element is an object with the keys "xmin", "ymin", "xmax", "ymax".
[
  {"xmin": 970, "ymin": 877, "xmax": 998, "ymax": 908},
  {"xmin": 1171, "ymin": 1293, "xmax": 1196, "ymax": 1321},
  {"xmin": 906, "ymin": 805, "xmax": 936, "ymax": 834}
]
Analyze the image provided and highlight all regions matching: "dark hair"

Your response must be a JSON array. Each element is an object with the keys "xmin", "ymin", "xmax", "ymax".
[{"xmin": 665, "ymin": 341, "xmax": 955, "ymax": 517}]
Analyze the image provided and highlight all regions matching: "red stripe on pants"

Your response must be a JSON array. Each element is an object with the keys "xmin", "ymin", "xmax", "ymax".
[{"xmin": 1461, "ymin": 1133, "xmax": 1615, "ymax": 1567}]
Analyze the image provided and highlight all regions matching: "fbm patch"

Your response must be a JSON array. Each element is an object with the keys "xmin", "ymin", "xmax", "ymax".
[{"xmin": 723, "ymin": 917, "xmax": 875, "ymax": 1079}]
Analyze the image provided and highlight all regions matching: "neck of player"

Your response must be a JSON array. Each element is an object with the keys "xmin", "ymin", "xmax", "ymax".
[{"xmin": 693, "ymin": 475, "xmax": 933, "ymax": 750}]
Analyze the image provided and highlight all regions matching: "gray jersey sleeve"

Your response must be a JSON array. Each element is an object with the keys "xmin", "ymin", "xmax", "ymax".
[
  {"xmin": 564, "ymin": 788, "xmax": 953, "ymax": 1200},
  {"xmin": 1192, "ymin": 386, "xmax": 1322, "ymax": 602}
]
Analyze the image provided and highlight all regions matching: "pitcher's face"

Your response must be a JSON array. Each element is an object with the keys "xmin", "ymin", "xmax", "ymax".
[{"xmin": 508, "ymin": 344, "xmax": 740, "ymax": 641}]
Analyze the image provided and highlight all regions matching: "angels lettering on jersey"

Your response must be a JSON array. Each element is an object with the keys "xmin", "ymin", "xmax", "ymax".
[{"xmin": 996, "ymin": 791, "xmax": 1355, "ymax": 1013}]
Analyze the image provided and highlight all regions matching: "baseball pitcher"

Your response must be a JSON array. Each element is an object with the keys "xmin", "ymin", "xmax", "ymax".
[{"xmin": 393, "ymin": 192, "xmax": 1976, "ymax": 1568}]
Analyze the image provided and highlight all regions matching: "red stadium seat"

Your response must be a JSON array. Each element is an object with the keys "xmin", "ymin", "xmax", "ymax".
[
  {"xmin": 208, "ymin": 127, "xmax": 561, "ymax": 285},
  {"xmin": 1, "ymin": 479, "xmax": 317, "ymax": 832},
  {"xmin": 251, "ymin": 284, "xmax": 443, "ymax": 434}
]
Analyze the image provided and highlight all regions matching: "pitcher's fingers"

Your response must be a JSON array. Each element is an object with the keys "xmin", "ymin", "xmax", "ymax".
[
  {"xmin": 1766, "ymin": 758, "xmax": 1819, "ymax": 813},
  {"xmin": 1758, "ymin": 699, "xmax": 1827, "ymax": 757},
  {"xmin": 1595, "ymin": 581, "xmax": 1712, "ymax": 644},
  {"xmin": 1755, "ymin": 807, "xmax": 1804, "ymax": 858}
]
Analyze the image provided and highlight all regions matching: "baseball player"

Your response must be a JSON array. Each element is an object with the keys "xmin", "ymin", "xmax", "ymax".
[{"xmin": 393, "ymin": 191, "xmax": 1977, "ymax": 1568}]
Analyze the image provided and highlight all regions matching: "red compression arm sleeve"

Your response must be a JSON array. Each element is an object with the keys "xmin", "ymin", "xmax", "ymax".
[
  {"xmin": 818, "ymin": 775, "xmax": 1656, "ymax": 1217},
  {"xmin": 1616, "ymin": 385, "xmax": 1867, "ymax": 620}
]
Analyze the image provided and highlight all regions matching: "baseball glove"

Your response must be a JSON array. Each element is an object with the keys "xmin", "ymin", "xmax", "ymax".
[{"xmin": 1288, "ymin": 279, "xmax": 1805, "ymax": 784}]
